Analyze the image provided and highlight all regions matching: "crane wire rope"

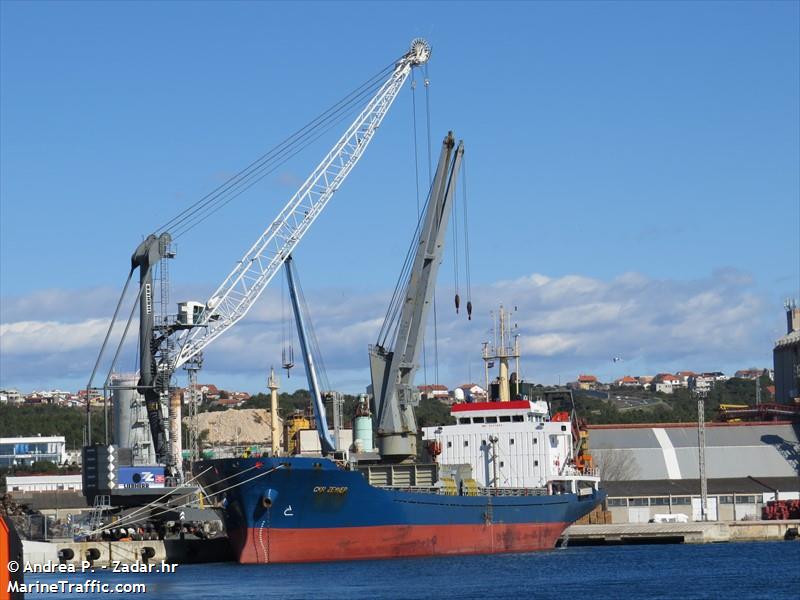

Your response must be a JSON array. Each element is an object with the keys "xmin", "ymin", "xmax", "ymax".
[
  {"xmin": 452, "ymin": 158, "xmax": 460, "ymax": 310},
  {"xmin": 169, "ymin": 99, "xmax": 374, "ymax": 240},
  {"xmin": 423, "ymin": 63, "xmax": 439, "ymax": 384},
  {"xmin": 84, "ymin": 463, "xmax": 285, "ymax": 538},
  {"xmin": 377, "ymin": 186, "xmax": 433, "ymax": 349},
  {"xmin": 462, "ymin": 157, "xmax": 472, "ymax": 318},
  {"xmin": 292, "ymin": 260, "xmax": 332, "ymax": 396},
  {"xmin": 169, "ymin": 79, "xmax": 390, "ymax": 240},
  {"xmin": 410, "ymin": 70, "xmax": 422, "ymax": 219},
  {"xmin": 82, "ymin": 465, "xmax": 214, "ymax": 537},
  {"xmin": 410, "ymin": 67, "xmax": 427, "ymax": 385},
  {"xmin": 154, "ymin": 58, "xmax": 401, "ymax": 238}
]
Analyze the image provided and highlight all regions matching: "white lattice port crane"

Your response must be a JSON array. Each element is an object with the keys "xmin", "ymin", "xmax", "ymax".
[
  {"xmin": 89, "ymin": 39, "xmax": 431, "ymax": 470},
  {"xmin": 174, "ymin": 39, "xmax": 431, "ymax": 369}
]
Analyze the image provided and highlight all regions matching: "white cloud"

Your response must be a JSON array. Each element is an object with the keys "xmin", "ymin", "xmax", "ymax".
[
  {"xmin": 1, "ymin": 319, "xmax": 112, "ymax": 354},
  {"xmin": 0, "ymin": 269, "xmax": 779, "ymax": 392}
]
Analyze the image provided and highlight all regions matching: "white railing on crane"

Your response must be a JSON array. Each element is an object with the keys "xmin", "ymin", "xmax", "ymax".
[{"xmin": 173, "ymin": 39, "xmax": 431, "ymax": 369}]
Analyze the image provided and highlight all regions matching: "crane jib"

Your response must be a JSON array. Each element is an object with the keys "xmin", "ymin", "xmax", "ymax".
[{"xmin": 173, "ymin": 39, "xmax": 431, "ymax": 370}]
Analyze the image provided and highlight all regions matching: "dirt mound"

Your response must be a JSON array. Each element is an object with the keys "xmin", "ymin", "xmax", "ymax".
[{"xmin": 188, "ymin": 409, "xmax": 282, "ymax": 446}]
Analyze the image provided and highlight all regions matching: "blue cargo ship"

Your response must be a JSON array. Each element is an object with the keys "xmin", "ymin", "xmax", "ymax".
[{"xmin": 197, "ymin": 395, "xmax": 604, "ymax": 564}]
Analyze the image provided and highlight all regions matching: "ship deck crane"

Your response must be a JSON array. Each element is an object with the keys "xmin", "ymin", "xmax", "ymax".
[
  {"xmin": 370, "ymin": 131, "xmax": 464, "ymax": 461},
  {"xmin": 87, "ymin": 39, "xmax": 431, "ymax": 474},
  {"xmin": 284, "ymin": 255, "xmax": 336, "ymax": 454}
]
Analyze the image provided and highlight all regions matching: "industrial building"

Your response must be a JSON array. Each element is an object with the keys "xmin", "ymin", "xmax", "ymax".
[
  {"xmin": 5, "ymin": 474, "xmax": 82, "ymax": 493},
  {"xmin": 0, "ymin": 436, "xmax": 67, "ymax": 468},
  {"xmin": 774, "ymin": 300, "xmax": 800, "ymax": 404},
  {"xmin": 590, "ymin": 422, "xmax": 800, "ymax": 523}
]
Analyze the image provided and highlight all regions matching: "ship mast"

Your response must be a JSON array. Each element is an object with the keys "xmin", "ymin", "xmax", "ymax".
[{"xmin": 482, "ymin": 305, "xmax": 521, "ymax": 401}]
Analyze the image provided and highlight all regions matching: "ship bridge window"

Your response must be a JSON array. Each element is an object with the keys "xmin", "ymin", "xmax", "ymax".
[
  {"xmin": 464, "ymin": 440, "xmax": 469, "ymax": 447},
  {"xmin": 472, "ymin": 417, "xmax": 485, "ymax": 424},
  {"xmin": 458, "ymin": 418, "xmax": 470, "ymax": 425},
  {"xmin": 446, "ymin": 441, "xmax": 452, "ymax": 448},
  {"xmin": 486, "ymin": 416, "xmax": 498, "ymax": 423},
  {"xmin": 512, "ymin": 415, "xmax": 524, "ymax": 422},
  {"xmin": 499, "ymin": 416, "xmax": 511, "ymax": 423},
  {"xmin": 510, "ymin": 439, "xmax": 515, "ymax": 445},
  {"xmin": 549, "ymin": 435, "xmax": 559, "ymax": 448}
]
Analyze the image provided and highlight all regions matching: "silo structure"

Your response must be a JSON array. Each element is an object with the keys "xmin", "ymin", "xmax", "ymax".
[
  {"xmin": 353, "ymin": 395, "xmax": 374, "ymax": 452},
  {"xmin": 110, "ymin": 373, "xmax": 156, "ymax": 465}
]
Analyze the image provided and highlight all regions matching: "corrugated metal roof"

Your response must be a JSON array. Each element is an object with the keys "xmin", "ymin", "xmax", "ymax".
[{"xmin": 589, "ymin": 423, "xmax": 799, "ymax": 480}]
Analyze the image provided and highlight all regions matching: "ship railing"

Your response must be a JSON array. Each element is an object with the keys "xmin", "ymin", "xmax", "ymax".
[
  {"xmin": 380, "ymin": 486, "xmax": 440, "ymax": 494},
  {"xmin": 377, "ymin": 485, "xmax": 549, "ymax": 497},
  {"xmin": 479, "ymin": 487, "xmax": 549, "ymax": 497}
]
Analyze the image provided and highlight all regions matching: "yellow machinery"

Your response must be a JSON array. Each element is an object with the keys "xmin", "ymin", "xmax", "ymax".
[{"xmin": 283, "ymin": 411, "xmax": 311, "ymax": 455}]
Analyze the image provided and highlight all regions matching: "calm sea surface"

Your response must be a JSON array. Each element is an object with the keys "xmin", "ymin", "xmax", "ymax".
[{"xmin": 25, "ymin": 541, "xmax": 800, "ymax": 599}]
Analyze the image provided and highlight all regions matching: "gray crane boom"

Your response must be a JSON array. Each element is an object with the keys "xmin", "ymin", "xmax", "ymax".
[
  {"xmin": 284, "ymin": 255, "xmax": 336, "ymax": 454},
  {"xmin": 369, "ymin": 131, "xmax": 464, "ymax": 461}
]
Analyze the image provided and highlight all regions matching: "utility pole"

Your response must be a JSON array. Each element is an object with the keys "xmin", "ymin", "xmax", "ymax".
[
  {"xmin": 755, "ymin": 374, "xmax": 762, "ymax": 405},
  {"xmin": 697, "ymin": 397, "xmax": 708, "ymax": 521}
]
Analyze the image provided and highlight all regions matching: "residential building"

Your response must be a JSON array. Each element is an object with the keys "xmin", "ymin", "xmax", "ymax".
[
  {"xmin": 0, "ymin": 389, "xmax": 23, "ymax": 405},
  {"xmin": 456, "ymin": 384, "xmax": 487, "ymax": 402},
  {"xmin": 614, "ymin": 376, "xmax": 640, "ymax": 388},
  {"xmin": 689, "ymin": 374, "xmax": 719, "ymax": 397},
  {"xmin": 652, "ymin": 373, "xmax": 680, "ymax": 395},
  {"xmin": 418, "ymin": 384, "xmax": 450, "ymax": 401},
  {"xmin": 576, "ymin": 374, "xmax": 599, "ymax": 391},
  {"xmin": 735, "ymin": 369, "xmax": 765, "ymax": 380},
  {"xmin": 674, "ymin": 371, "xmax": 696, "ymax": 387}
]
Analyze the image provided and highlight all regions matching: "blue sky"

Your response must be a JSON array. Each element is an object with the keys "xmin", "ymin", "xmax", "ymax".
[{"xmin": 1, "ymin": 1, "xmax": 798, "ymax": 394}]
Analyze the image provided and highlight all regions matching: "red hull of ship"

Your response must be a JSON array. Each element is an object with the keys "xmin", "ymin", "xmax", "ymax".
[{"xmin": 230, "ymin": 522, "xmax": 568, "ymax": 564}]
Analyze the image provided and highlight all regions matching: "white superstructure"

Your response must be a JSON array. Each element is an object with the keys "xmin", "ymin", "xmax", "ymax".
[{"xmin": 423, "ymin": 400, "xmax": 592, "ymax": 490}]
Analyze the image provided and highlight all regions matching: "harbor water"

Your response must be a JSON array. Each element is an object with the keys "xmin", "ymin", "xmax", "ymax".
[{"xmin": 24, "ymin": 541, "xmax": 800, "ymax": 599}]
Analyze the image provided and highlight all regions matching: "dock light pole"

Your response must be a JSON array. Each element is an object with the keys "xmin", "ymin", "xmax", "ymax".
[{"xmin": 697, "ymin": 397, "xmax": 708, "ymax": 521}]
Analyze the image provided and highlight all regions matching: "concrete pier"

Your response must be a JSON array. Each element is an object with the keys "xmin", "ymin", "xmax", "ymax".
[
  {"xmin": 561, "ymin": 519, "xmax": 800, "ymax": 545},
  {"xmin": 23, "ymin": 537, "xmax": 233, "ymax": 567}
]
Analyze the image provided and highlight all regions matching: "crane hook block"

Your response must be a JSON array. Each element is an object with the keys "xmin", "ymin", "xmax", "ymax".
[
  {"xmin": 454, "ymin": 293, "xmax": 460, "ymax": 314},
  {"xmin": 467, "ymin": 300, "xmax": 473, "ymax": 321}
]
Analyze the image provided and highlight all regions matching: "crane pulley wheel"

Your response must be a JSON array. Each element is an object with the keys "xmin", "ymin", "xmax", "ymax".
[{"xmin": 409, "ymin": 38, "xmax": 432, "ymax": 65}]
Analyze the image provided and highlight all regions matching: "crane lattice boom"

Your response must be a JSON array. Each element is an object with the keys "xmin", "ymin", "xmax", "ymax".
[{"xmin": 174, "ymin": 39, "xmax": 430, "ymax": 369}]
